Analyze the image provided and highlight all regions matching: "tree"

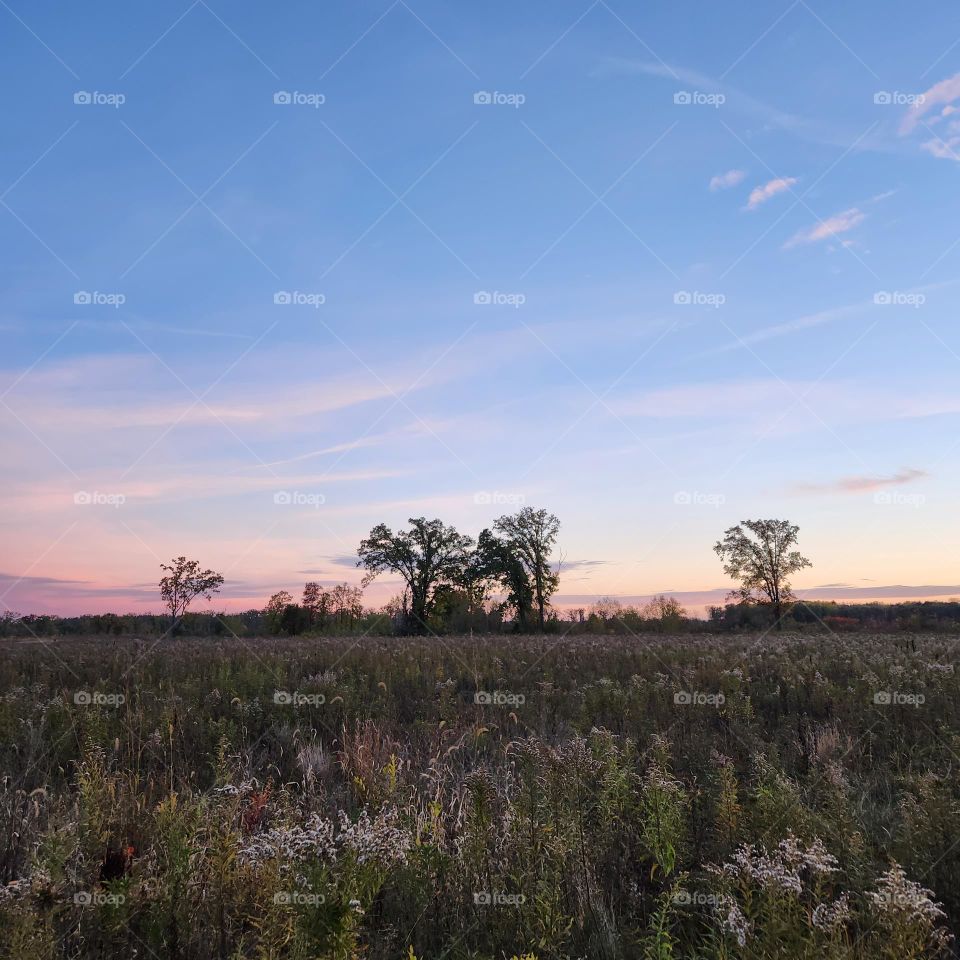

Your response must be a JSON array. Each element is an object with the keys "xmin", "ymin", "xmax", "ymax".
[
  {"xmin": 493, "ymin": 507, "xmax": 560, "ymax": 631},
  {"xmin": 474, "ymin": 528, "xmax": 535, "ymax": 630},
  {"xmin": 330, "ymin": 583, "xmax": 364, "ymax": 629},
  {"xmin": 302, "ymin": 582, "xmax": 330, "ymax": 628},
  {"xmin": 357, "ymin": 518, "xmax": 473, "ymax": 633},
  {"xmin": 158, "ymin": 557, "xmax": 224, "ymax": 633},
  {"xmin": 714, "ymin": 519, "xmax": 812, "ymax": 630},
  {"xmin": 643, "ymin": 594, "xmax": 685, "ymax": 632},
  {"xmin": 264, "ymin": 590, "xmax": 293, "ymax": 634}
]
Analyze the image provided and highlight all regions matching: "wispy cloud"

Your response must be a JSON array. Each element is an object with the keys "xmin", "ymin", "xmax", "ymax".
[
  {"xmin": 794, "ymin": 468, "xmax": 928, "ymax": 495},
  {"xmin": 746, "ymin": 177, "xmax": 797, "ymax": 209},
  {"xmin": 783, "ymin": 207, "xmax": 865, "ymax": 248},
  {"xmin": 897, "ymin": 72, "xmax": 960, "ymax": 161},
  {"xmin": 710, "ymin": 169, "xmax": 746, "ymax": 191},
  {"xmin": 900, "ymin": 71, "xmax": 960, "ymax": 135}
]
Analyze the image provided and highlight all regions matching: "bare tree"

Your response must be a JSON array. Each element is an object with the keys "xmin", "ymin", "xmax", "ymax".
[
  {"xmin": 714, "ymin": 519, "xmax": 812, "ymax": 630},
  {"xmin": 357, "ymin": 518, "xmax": 473, "ymax": 633},
  {"xmin": 493, "ymin": 507, "xmax": 560, "ymax": 631},
  {"xmin": 158, "ymin": 557, "xmax": 224, "ymax": 634}
]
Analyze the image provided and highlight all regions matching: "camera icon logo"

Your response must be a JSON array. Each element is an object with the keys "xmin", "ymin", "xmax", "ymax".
[
  {"xmin": 273, "ymin": 291, "xmax": 292, "ymax": 305},
  {"xmin": 474, "ymin": 691, "xmax": 493, "ymax": 705},
  {"xmin": 673, "ymin": 491, "xmax": 692, "ymax": 505},
  {"xmin": 73, "ymin": 491, "xmax": 92, "ymax": 505},
  {"xmin": 273, "ymin": 491, "xmax": 292, "ymax": 505},
  {"xmin": 874, "ymin": 91, "xmax": 892, "ymax": 105},
  {"xmin": 473, "ymin": 291, "xmax": 492, "ymax": 305},
  {"xmin": 473, "ymin": 891, "xmax": 492, "ymax": 904},
  {"xmin": 73, "ymin": 91, "xmax": 92, "ymax": 105},
  {"xmin": 874, "ymin": 691, "xmax": 892, "ymax": 704},
  {"xmin": 273, "ymin": 91, "xmax": 292, "ymax": 105},
  {"xmin": 673, "ymin": 290, "xmax": 691, "ymax": 305},
  {"xmin": 674, "ymin": 691, "xmax": 693, "ymax": 705},
  {"xmin": 873, "ymin": 291, "xmax": 892, "ymax": 305},
  {"xmin": 74, "ymin": 291, "xmax": 92, "ymax": 305},
  {"xmin": 74, "ymin": 691, "xmax": 92, "ymax": 705},
  {"xmin": 274, "ymin": 691, "xmax": 293, "ymax": 704},
  {"xmin": 673, "ymin": 91, "xmax": 692, "ymax": 105},
  {"xmin": 672, "ymin": 890, "xmax": 692, "ymax": 905},
  {"xmin": 473, "ymin": 91, "xmax": 492, "ymax": 105}
]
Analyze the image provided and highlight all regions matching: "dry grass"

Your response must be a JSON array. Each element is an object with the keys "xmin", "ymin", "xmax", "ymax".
[{"xmin": 0, "ymin": 631, "xmax": 957, "ymax": 959}]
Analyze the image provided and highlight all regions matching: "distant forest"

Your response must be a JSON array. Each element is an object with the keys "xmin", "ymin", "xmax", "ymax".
[{"xmin": 5, "ymin": 599, "xmax": 960, "ymax": 638}]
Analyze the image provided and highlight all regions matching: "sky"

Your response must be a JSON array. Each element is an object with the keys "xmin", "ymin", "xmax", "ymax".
[{"xmin": 2, "ymin": 0, "xmax": 960, "ymax": 616}]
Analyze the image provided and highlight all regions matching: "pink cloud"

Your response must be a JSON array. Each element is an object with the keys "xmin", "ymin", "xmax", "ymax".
[
  {"xmin": 710, "ymin": 169, "xmax": 746, "ymax": 191},
  {"xmin": 783, "ymin": 207, "xmax": 865, "ymax": 248},
  {"xmin": 794, "ymin": 468, "xmax": 927, "ymax": 494},
  {"xmin": 900, "ymin": 71, "xmax": 960, "ymax": 134},
  {"xmin": 746, "ymin": 176, "xmax": 797, "ymax": 209}
]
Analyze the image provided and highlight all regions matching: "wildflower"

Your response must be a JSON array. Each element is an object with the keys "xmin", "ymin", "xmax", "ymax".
[
  {"xmin": 812, "ymin": 892, "xmax": 850, "ymax": 931},
  {"xmin": 867, "ymin": 862, "xmax": 945, "ymax": 925},
  {"xmin": 715, "ymin": 895, "xmax": 751, "ymax": 947}
]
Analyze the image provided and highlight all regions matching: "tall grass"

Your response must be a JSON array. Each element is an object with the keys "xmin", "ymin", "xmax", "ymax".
[{"xmin": 0, "ymin": 631, "xmax": 956, "ymax": 958}]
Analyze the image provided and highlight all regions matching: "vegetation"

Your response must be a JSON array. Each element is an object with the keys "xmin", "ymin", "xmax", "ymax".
[
  {"xmin": 0, "ymin": 629, "xmax": 956, "ymax": 959},
  {"xmin": 158, "ymin": 556, "xmax": 225, "ymax": 633},
  {"xmin": 714, "ymin": 520, "xmax": 812, "ymax": 630}
]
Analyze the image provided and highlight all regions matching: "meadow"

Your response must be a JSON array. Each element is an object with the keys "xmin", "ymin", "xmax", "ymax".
[{"xmin": 0, "ymin": 630, "xmax": 957, "ymax": 959}]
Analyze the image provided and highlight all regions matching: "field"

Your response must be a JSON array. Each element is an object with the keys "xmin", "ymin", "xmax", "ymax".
[{"xmin": 1, "ymin": 631, "xmax": 957, "ymax": 959}]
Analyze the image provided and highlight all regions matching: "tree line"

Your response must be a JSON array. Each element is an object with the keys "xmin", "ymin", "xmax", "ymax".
[{"xmin": 23, "ymin": 512, "xmax": 950, "ymax": 638}]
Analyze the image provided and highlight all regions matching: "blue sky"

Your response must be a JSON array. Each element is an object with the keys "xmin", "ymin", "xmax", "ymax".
[{"xmin": 3, "ymin": 0, "xmax": 960, "ymax": 614}]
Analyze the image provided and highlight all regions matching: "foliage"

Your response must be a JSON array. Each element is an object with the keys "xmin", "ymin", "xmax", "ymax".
[
  {"xmin": 0, "ymin": 630, "xmax": 956, "ymax": 958},
  {"xmin": 158, "ymin": 556, "xmax": 225, "ymax": 630},
  {"xmin": 714, "ymin": 519, "xmax": 812, "ymax": 629}
]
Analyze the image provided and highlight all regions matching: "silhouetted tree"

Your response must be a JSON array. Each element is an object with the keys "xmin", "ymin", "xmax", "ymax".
[
  {"xmin": 357, "ymin": 518, "xmax": 473, "ymax": 633},
  {"xmin": 302, "ymin": 582, "xmax": 330, "ymax": 628},
  {"xmin": 158, "ymin": 557, "xmax": 224, "ymax": 634},
  {"xmin": 714, "ymin": 519, "xmax": 812, "ymax": 630},
  {"xmin": 474, "ymin": 528, "xmax": 535, "ymax": 630},
  {"xmin": 493, "ymin": 507, "xmax": 560, "ymax": 631},
  {"xmin": 264, "ymin": 590, "xmax": 293, "ymax": 634}
]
